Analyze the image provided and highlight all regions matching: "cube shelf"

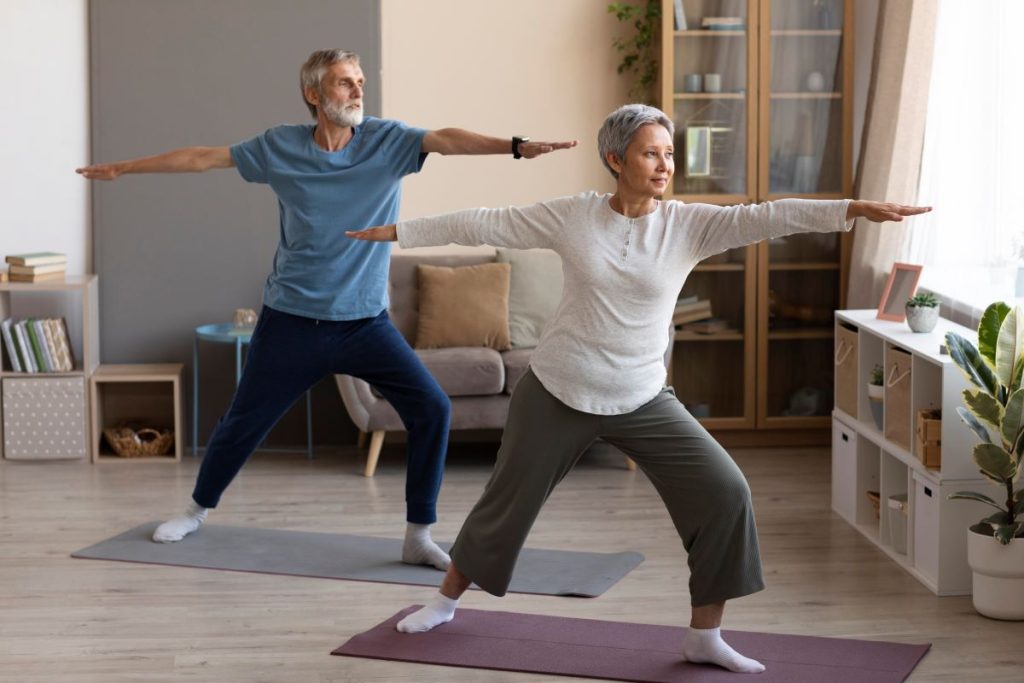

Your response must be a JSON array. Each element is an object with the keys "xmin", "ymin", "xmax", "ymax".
[{"xmin": 90, "ymin": 364, "xmax": 184, "ymax": 462}]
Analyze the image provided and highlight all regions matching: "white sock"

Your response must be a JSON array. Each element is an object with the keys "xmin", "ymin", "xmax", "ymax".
[
  {"xmin": 396, "ymin": 592, "xmax": 459, "ymax": 633},
  {"xmin": 682, "ymin": 626, "xmax": 765, "ymax": 674},
  {"xmin": 401, "ymin": 523, "xmax": 451, "ymax": 571},
  {"xmin": 152, "ymin": 501, "xmax": 209, "ymax": 543}
]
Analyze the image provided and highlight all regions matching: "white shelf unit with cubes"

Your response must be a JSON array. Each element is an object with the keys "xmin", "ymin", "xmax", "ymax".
[
  {"xmin": 831, "ymin": 309, "xmax": 990, "ymax": 596},
  {"xmin": 0, "ymin": 276, "xmax": 99, "ymax": 460}
]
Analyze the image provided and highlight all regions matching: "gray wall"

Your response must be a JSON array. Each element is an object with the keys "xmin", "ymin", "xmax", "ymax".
[{"xmin": 91, "ymin": 0, "xmax": 380, "ymax": 448}]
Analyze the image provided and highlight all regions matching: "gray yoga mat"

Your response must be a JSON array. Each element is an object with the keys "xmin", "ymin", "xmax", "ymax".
[
  {"xmin": 334, "ymin": 606, "xmax": 931, "ymax": 683},
  {"xmin": 71, "ymin": 523, "xmax": 643, "ymax": 597}
]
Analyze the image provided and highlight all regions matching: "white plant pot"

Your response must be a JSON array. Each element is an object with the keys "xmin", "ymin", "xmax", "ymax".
[
  {"xmin": 967, "ymin": 528, "xmax": 1024, "ymax": 620},
  {"xmin": 905, "ymin": 305, "xmax": 939, "ymax": 333}
]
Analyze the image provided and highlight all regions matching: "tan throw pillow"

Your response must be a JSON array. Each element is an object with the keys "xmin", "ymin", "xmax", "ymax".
[{"xmin": 415, "ymin": 262, "xmax": 511, "ymax": 350}]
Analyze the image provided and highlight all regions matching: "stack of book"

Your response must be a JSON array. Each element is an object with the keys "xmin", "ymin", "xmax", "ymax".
[
  {"xmin": 1, "ymin": 318, "xmax": 75, "ymax": 373},
  {"xmin": 701, "ymin": 16, "xmax": 745, "ymax": 31},
  {"xmin": 5, "ymin": 252, "xmax": 67, "ymax": 282},
  {"xmin": 680, "ymin": 317, "xmax": 730, "ymax": 335},
  {"xmin": 673, "ymin": 295, "xmax": 714, "ymax": 326}
]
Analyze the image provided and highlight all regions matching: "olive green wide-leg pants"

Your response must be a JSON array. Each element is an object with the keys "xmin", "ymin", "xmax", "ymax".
[{"xmin": 450, "ymin": 369, "xmax": 764, "ymax": 606}]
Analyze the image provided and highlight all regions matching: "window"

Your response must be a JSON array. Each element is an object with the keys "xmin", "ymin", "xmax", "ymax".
[{"xmin": 903, "ymin": 0, "xmax": 1024, "ymax": 317}]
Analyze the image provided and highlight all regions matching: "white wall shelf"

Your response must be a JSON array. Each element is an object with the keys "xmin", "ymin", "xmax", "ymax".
[{"xmin": 832, "ymin": 309, "xmax": 990, "ymax": 596}]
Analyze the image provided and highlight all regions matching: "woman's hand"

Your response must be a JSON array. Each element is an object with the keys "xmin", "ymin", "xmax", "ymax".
[
  {"xmin": 847, "ymin": 200, "xmax": 932, "ymax": 222},
  {"xmin": 345, "ymin": 224, "xmax": 398, "ymax": 241}
]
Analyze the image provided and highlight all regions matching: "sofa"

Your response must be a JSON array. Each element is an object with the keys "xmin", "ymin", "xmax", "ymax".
[{"xmin": 335, "ymin": 252, "xmax": 669, "ymax": 476}]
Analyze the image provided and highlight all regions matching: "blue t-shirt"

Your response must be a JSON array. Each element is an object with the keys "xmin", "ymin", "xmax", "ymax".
[{"xmin": 230, "ymin": 118, "xmax": 428, "ymax": 320}]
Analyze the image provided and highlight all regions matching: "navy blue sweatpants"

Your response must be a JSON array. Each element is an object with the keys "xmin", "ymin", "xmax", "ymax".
[{"xmin": 191, "ymin": 305, "xmax": 451, "ymax": 524}]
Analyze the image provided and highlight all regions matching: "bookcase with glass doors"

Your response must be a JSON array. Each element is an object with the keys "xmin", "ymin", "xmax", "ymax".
[{"xmin": 661, "ymin": 0, "xmax": 853, "ymax": 433}]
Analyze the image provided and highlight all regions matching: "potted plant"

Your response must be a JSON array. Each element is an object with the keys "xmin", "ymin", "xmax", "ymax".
[
  {"xmin": 946, "ymin": 302, "xmax": 1024, "ymax": 620},
  {"xmin": 905, "ymin": 291, "xmax": 940, "ymax": 333},
  {"xmin": 607, "ymin": 0, "xmax": 661, "ymax": 104},
  {"xmin": 867, "ymin": 363, "xmax": 884, "ymax": 429}
]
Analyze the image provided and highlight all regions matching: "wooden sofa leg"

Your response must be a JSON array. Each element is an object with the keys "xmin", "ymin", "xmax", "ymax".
[
  {"xmin": 364, "ymin": 431, "xmax": 385, "ymax": 477},
  {"xmin": 356, "ymin": 430, "xmax": 367, "ymax": 449},
  {"xmin": 625, "ymin": 456, "xmax": 637, "ymax": 471}
]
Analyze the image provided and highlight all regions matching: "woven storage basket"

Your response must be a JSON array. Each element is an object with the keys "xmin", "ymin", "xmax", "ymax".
[{"xmin": 103, "ymin": 425, "xmax": 174, "ymax": 457}]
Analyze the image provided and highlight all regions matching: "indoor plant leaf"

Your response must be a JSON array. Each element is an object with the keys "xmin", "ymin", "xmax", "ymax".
[
  {"xmin": 956, "ymin": 405, "xmax": 993, "ymax": 444},
  {"xmin": 946, "ymin": 332, "xmax": 1000, "ymax": 397},
  {"xmin": 950, "ymin": 490, "xmax": 1004, "ymax": 511},
  {"xmin": 973, "ymin": 442, "xmax": 1017, "ymax": 482},
  {"xmin": 995, "ymin": 306, "xmax": 1024, "ymax": 389},
  {"xmin": 962, "ymin": 390, "xmax": 1003, "ymax": 431},
  {"xmin": 978, "ymin": 301, "xmax": 1011, "ymax": 369},
  {"xmin": 1000, "ymin": 388, "xmax": 1024, "ymax": 450}
]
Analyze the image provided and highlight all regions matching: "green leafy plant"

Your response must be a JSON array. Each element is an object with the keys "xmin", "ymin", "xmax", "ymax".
[
  {"xmin": 907, "ymin": 292, "xmax": 939, "ymax": 308},
  {"xmin": 870, "ymin": 364, "xmax": 884, "ymax": 385},
  {"xmin": 608, "ymin": 0, "xmax": 661, "ymax": 104},
  {"xmin": 946, "ymin": 302, "xmax": 1024, "ymax": 544}
]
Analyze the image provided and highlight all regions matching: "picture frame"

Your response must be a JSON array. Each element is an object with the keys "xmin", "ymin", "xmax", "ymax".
[{"xmin": 876, "ymin": 262, "xmax": 923, "ymax": 321}]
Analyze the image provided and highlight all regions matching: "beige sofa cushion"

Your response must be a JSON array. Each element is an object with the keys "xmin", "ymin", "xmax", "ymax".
[
  {"xmin": 415, "ymin": 263, "xmax": 511, "ymax": 350},
  {"xmin": 495, "ymin": 248, "xmax": 563, "ymax": 348}
]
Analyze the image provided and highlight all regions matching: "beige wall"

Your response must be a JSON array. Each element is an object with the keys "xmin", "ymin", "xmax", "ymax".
[{"xmin": 381, "ymin": 0, "xmax": 632, "ymax": 253}]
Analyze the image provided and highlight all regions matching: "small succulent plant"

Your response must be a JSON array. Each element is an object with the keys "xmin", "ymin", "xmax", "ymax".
[{"xmin": 907, "ymin": 292, "xmax": 939, "ymax": 308}]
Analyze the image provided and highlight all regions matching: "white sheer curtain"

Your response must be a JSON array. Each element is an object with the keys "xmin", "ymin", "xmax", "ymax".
[{"xmin": 903, "ymin": 0, "xmax": 1024, "ymax": 312}]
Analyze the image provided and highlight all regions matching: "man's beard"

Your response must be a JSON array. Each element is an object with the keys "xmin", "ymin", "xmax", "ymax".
[{"xmin": 322, "ymin": 97, "xmax": 364, "ymax": 127}]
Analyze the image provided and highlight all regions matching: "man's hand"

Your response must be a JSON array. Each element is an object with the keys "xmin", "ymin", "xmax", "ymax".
[
  {"xmin": 345, "ymin": 224, "xmax": 397, "ymax": 242},
  {"xmin": 848, "ymin": 200, "xmax": 932, "ymax": 222},
  {"xmin": 516, "ymin": 139, "xmax": 579, "ymax": 159},
  {"xmin": 76, "ymin": 162, "xmax": 124, "ymax": 180},
  {"xmin": 422, "ymin": 128, "xmax": 578, "ymax": 157}
]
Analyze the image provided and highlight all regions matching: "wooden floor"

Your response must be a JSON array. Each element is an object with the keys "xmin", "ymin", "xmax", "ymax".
[{"xmin": 1, "ymin": 443, "xmax": 1020, "ymax": 682}]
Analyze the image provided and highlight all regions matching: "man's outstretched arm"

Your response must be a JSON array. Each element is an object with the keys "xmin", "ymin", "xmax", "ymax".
[
  {"xmin": 76, "ymin": 146, "xmax": 234, "ymax": 180},
  {"xmin": 422, "ymin": 129, "xmax": 577, "ymax": 158}
]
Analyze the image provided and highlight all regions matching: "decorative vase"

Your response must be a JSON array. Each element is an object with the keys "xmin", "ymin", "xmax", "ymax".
[
  {"xmin": 967, "ymin": 528, "xmax": 1024, "ymax": 620},
  {"xmin": 905, "ymin": 305, "xmax": 938, "ymax": 333},
  {"xmin": 867, "ymin": 384, "xmax": 884, "ymax": 429}
]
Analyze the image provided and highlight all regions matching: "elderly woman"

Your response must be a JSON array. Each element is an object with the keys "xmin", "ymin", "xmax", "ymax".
[{"xmin": 347, "ymin": 104, "xmax": 929, "ymax": 673}]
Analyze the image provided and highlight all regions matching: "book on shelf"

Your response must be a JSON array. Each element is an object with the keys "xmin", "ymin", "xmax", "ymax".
[
  {"xmin": 674, "ymin": 0, "xmax": 687, "ymax": 30},
  {"xmin": 1, "ymin": 319, "xmax": 24, "ymax": 372},
  {"xmin": 680, "ymin": 317, "xmax": 730, "ymax": 334},
  {"xmin": 8, "ymin": 262, "xmax": 66, "ymax": 275},
  {"xmin": 32, "ymin": 320, "xmax": 57, "ymax": 372},
  {"xmin": 47, "ymin": 319, "xmax": 75, "ymax": 372},
  {"xmin": 13, "ymin": 321, "xmax": 37, "ymax": 372},
  {"xmin": 5, "ymin": 252, "xmax": 67, "ymax": 267},
  {"xmin": 672, "ymin": 298, "xmax": 713, "ymax": 325},
  {"xmin": 9, "ymin": 270, "xmax": 66, "ymax": 283},
  {"xmin": 24, "ymin": 320, "xmax": 49, "ymax": 372},
  {"xmin": 701, "ymin": 16, "xmax": 745, "ymax": 30}
]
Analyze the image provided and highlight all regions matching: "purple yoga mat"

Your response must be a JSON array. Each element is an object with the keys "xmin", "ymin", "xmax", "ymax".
[{"xmin": 333, "ymin": 606, "xmax": 930, "ymax": 682}]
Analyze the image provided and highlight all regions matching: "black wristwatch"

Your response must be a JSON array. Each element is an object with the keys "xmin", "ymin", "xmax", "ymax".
[{"xmin": 512, "ymin": 136, "xmax": 529, "ymax": 159}]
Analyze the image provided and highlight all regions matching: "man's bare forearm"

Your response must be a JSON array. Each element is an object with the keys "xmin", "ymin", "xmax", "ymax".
[{"xmin": 76, "ymin": 146, "xmax": 233, "ymax": 180}]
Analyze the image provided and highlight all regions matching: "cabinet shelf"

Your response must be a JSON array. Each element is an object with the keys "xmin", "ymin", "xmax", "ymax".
[
  {"xmin": 674, "ymin": 330, "xmax": 744, "ymax": 342},
  {"xmin": 770, "ymin": 92, "xmax": 842, "ymax": 99},
  {"xmin": 674, "ymin": 30, "xmax": 746, "ymax": 37},
  {"xmin": 693, "ymin": 263, "xmax": 745, "ymax": 272},
  {"xmin": 771, "ymin": 29, "xmax": 842, "ymax": 37},
  {"xmin": 768, "ymin": 262, "xmax": 840, "ymax": 271},
  {"xmin": 674, "ymin": 93, "xmax": 746, "ymax": 100},
  {"xmin": 767, "ymin": 328, "xmax": 833, "ymax": 340}
]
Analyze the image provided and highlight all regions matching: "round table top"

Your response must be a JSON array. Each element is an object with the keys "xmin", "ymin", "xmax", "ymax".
[{"xmin": 195, "ymin": 323, "xmax": 255, "ymax": 344}]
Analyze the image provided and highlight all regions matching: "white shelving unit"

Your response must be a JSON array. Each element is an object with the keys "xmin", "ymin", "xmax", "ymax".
[
  {"xmin": 832, "ymin": 309, "xmax": 990, "ymax": 596},
  {"xmin": 0, "ymin": 276, "xmax": 99, "ymax": 460}
]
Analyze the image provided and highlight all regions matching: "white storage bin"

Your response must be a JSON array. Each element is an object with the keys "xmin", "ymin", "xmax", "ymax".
[
  {"xmin": 831, "ymin": 418, "xmax": 857, "ymax": 523},
  {"xmin": 913, "ymin": 473, "xmax": 940, "ymax": 584},
  {"xmin": 888, "ymin": 493, "xmax": 908, "ymax": 553},
  {"xmin": 2, "ymin": 377, "xmax": 87, "ymax": 460}
]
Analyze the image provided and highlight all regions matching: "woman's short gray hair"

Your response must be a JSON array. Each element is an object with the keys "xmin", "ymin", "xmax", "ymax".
[
  {"xmin": 598, "ymin": 104, "xmax": 674, "ymax": 179},
  {"xmin": 299, "ymin": 49, "xmax": 360, "ymax": 119}
]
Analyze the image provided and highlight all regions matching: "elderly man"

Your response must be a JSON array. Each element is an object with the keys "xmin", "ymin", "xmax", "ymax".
[{"xmin": 77, "ymin": 48, "xmax": 577, "ymax": 570}]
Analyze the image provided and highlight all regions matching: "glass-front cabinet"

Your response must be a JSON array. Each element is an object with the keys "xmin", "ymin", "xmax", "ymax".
[{"xmin": 661, "ymin": 0, "xmax": 852, "ymax": 431}]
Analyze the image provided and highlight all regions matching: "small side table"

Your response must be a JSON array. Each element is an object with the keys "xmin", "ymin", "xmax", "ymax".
[{"xmin": 193, "ymin": 323, "xmax": 313, "ymax": 458}]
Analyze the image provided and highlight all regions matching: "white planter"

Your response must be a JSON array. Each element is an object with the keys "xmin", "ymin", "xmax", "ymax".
[
  {"xmin": 967, "ymin": 528, "xmax": 1024, "ymax": 620},
  {"xmin": 905, "ymin": 305, "xmax": 939, "ymax": 333}
]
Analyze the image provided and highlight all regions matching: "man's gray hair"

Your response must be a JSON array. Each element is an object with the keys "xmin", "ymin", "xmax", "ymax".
[
  {"xmin": 300, "ymin": 49, "xmax": 360, "ymax": 119},
  {"xmin": 597, "ymin": 104, "xmax": 674, "ymax": 179}
]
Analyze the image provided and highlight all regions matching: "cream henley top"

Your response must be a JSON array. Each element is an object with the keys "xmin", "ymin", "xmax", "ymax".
[{"xmin": 397, "ymin": 192, "xmax": 852, "ymax": 415}]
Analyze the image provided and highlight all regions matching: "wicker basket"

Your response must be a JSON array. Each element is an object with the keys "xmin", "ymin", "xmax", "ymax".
[{"xmin": 103, "ymin": 425, "xmax": 174, "ymax": 457}]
